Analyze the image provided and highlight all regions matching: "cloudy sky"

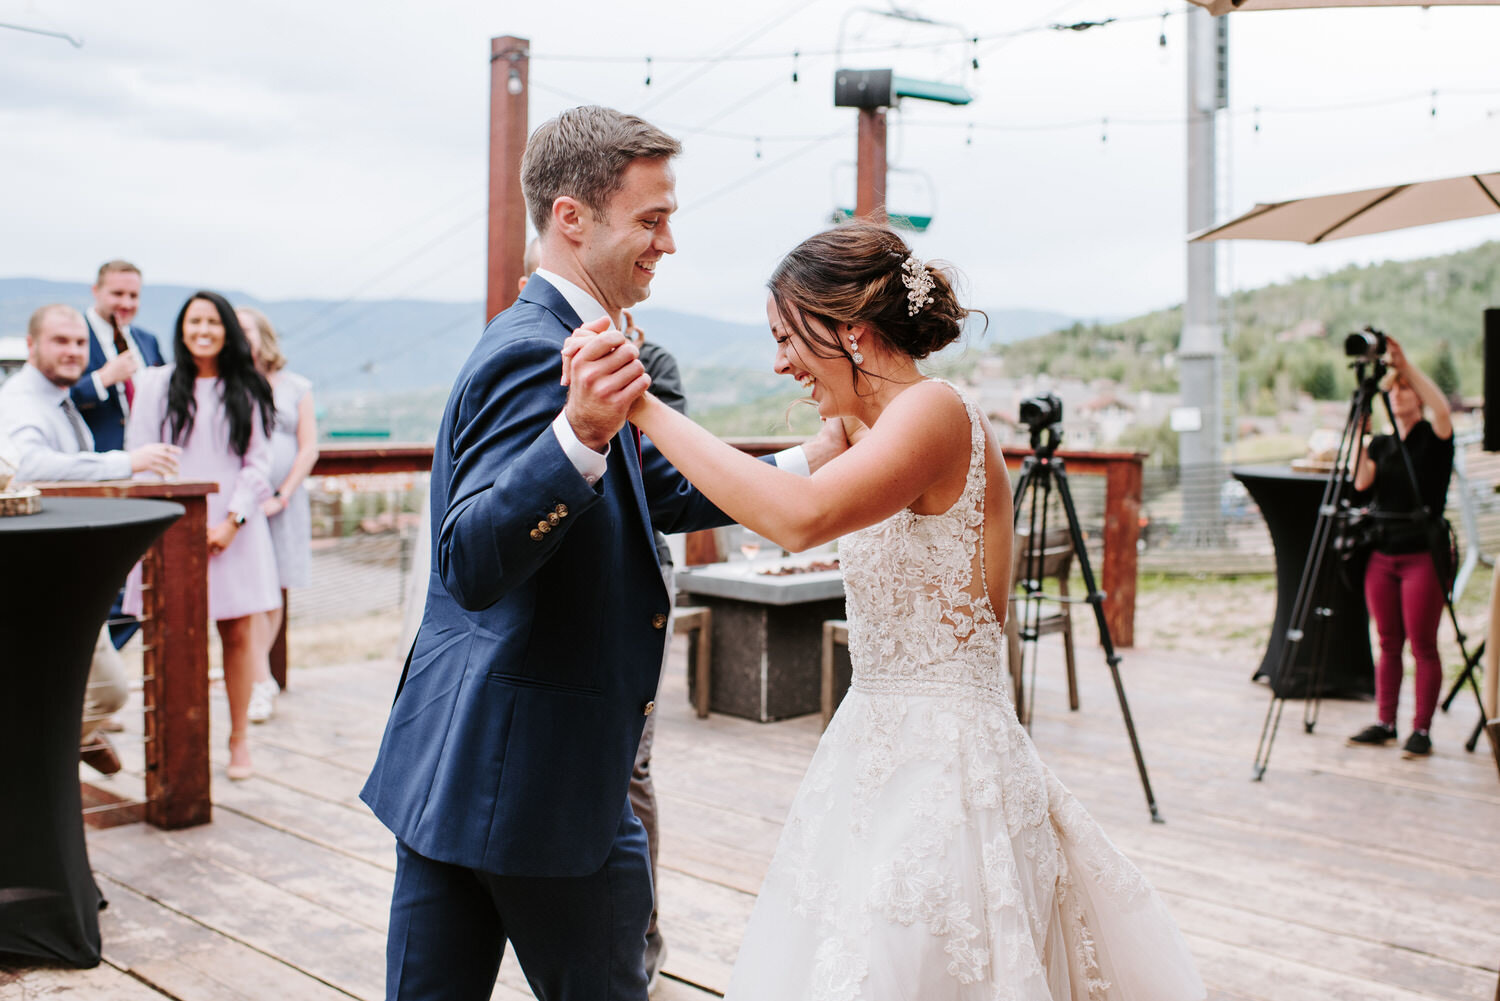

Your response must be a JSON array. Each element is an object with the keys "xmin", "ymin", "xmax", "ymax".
[{"xmin": 3, "ymin": 0, "xmax": 1498, "ymax": 328}]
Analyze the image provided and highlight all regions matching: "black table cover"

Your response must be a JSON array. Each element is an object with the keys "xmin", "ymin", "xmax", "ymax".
[
  {"xmin": 0, "ymin": 497, "xmax": 182, "ymax": 967},
  {"xmin": 1233, "ymin": 465, "xmax": 1374, "ymax": 699}
]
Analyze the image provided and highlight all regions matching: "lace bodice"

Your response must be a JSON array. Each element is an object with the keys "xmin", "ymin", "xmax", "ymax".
[{"xmin": 839, "ymin": 381, "xmax": 1009, "ymax": 703}]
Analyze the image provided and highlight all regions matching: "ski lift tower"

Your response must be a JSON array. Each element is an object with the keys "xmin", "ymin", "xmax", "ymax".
[{"xmin": 833, "ymin": 69, "xmax": 970, "ymax": 223}]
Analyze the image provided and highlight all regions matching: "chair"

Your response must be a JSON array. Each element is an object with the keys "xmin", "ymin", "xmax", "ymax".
[
  {"xmin": 820, "ymin": 619, "xmax": 851, "ymax": 731},
  {"xmin": 674, "ymin": 605, "xmax": 713, "ymax": 718},
  {"xmin": 1005, "ymin": 528, "xmax": 1077, "ymax": 725}
]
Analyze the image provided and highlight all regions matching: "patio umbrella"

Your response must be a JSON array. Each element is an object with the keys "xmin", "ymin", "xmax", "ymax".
[
  {"xmin": 1189, "ymin": 0, "xmax": 1495, "ymax": 14},
  {"xmin": 1189, "ymin": 169, "xmax": 1500, "ymax": 243}
]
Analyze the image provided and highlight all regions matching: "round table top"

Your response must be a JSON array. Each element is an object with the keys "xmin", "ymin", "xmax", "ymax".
[
  {"xmin": 0, "ymin": 496, "xmax": 183, "ymax": 535},
  {"xmin": 1230, "ymin": 462, "xmax": 1330, "ymax": 483}
]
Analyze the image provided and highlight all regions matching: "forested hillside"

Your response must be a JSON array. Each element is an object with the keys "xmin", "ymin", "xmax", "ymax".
[{"xmin": 998, "ymin": 240, "xmax": 1497, "ymax": 413}]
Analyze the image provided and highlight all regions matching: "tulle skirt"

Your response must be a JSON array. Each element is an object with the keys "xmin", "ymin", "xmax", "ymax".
[{"xmin": 724, "ymin": 684, "xmax": 1205, "ymax": 1001}]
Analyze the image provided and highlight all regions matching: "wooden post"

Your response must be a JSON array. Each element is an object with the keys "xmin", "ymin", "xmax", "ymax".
[
  {"xmin": 143, "ymin": 494, "xmax": 212, "ymax": 828},
  {"xmin": 1102, "ymin": 458, "xmax": 1143, "ymax": 649},
  {"xmin": 855, "ymin": 107, "xmax": 887, "ymax": 221},
  {"xmin": 487, "ymin": 35, "xmax": 530, "ymax": 322},
  {"xmin": 38, "ymin": 482, "xmax": 215, "ymax": 828},
  {"xmin": 269, "ymin": 589, "xmax": 289, "ymax": 690}
]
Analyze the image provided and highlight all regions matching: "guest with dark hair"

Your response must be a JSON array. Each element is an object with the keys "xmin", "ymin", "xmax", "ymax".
[
  {"xmin": 238, "ymin": 306, "xmax": 319, "ymax": 724},
  {"xmin": 124, "ymin": 291, "xmax": 280, "ymax": 780},
  {"xmin": 1347, "ymin": 336, "xmax": 1455, "ymax": 758}
]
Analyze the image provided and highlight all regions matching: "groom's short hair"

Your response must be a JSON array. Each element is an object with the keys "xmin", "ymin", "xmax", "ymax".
[{"xmin": 522, "ymin": 106, "xmax": 681, "ymax": 235}]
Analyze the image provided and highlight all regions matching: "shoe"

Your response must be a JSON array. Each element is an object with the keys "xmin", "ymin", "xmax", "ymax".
[
  {"xmin": 1401, "ymin": 731, "xmax": 1432, "ymax": 758},
  {"xmin": 227, "ymin": 733, "xmax": 253, "ymax": 781},
  {"xmin": 1347, "ymin": 722, "xmax": 1397, "ymax": 747},
  {"xmin": 80, "ymin": 733, "xmax": 122, "ymax": 775},
  {"xmin": 644, "ymin": 932, "xmax": 667, "ymax": 994},
  {"xmin": 247, "ymin": 680, "xmax": 278, "ymax": 724}
]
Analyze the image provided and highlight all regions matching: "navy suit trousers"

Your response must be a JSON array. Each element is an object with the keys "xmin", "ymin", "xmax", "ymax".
[{"xmin": 386, "ymin": 808, "xmax": 653, "ymax": 1001}]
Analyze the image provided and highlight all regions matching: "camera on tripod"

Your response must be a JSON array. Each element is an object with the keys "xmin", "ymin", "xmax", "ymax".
[
  {"xmin": 1019, "ymin": 391, "xmax": 1063, "ymax": 432},
  {"xmin": 1343, "ymin": 325, "xmax": 1388, "ymax": 366}
]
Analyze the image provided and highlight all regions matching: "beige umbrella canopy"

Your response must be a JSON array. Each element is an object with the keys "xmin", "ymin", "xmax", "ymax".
[
  {"xmin": 1189, "ymin": 170, "xmax": 1500, "ymax": 244},
  {"xmin": 1189, "ymin": 0, "xmax": 1495, "ymax": 14}
]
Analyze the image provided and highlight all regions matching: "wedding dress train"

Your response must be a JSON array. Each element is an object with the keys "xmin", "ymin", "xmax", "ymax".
[{"xmin": 724, "ymin": 383, "xmax": 1204, "ymax": 1001}]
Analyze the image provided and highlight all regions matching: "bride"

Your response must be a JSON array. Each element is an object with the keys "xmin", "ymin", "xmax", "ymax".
[{"xmin": 567, "ymin": 222, "xmax": 1204, "ymax": 1000}]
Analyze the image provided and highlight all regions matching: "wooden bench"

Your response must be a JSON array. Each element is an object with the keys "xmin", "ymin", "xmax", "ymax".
[{"xmin": 674, "ymin": 605, "xmax": 713, "ymax": 718}]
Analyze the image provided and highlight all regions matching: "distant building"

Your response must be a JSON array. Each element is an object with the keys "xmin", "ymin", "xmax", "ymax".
[{"xmin": 0, "ymin": 336, "xmax": 26, "ymax": 385}]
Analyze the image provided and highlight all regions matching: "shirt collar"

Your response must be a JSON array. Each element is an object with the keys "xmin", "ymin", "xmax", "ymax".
[
  {"xmin": 18, "ymin": 362, "xmax": 70, "ymax": 402},
  {"xmin": 531, "ymin": 269, "xmax": 619, "ymax": 331},
  {"xmin": 85, "ymin": 306, "xmax": 129, "ymax": 338}
]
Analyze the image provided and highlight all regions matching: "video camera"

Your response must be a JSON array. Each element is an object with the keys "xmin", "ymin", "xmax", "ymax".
[
  {"xmin": 1018, "ymin": 391, "xmax": 1063, "ymax": 432},
  {"xmin": 1343, "ymin": 325, "xmax": 1388, "ymax": 366}
]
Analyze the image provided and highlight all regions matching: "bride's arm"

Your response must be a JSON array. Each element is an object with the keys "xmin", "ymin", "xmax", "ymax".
[{"xmin": 632, "ymin": 381, "xmax": 969, "ymax": 553}]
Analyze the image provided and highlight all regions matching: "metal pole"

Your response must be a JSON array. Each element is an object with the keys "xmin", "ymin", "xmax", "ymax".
[
  {"xmin": 487, "ymin": 35, "xmax": 530, "ymax": 322},
  {"xmin": 1179, "ymin": 9, "xmax": 1225, "ymax": 545},
  {"xmin": 855, "ymin": 108, "xmax": 888, "ymax": 222}
]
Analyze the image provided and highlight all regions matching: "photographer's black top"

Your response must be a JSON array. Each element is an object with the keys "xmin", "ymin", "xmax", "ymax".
[{"xmin": 1367, "ymin": 420, "xmax": 1454, "ymax": 553}]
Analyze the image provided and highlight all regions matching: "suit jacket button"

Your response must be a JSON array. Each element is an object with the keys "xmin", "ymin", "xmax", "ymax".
[
  {"xmin": 547, "ymin": 512, "xmax": 560, "ymax": 526},
  {"xmin": 643, "ymin": 701, "xmax": 656, "ymax": 716},
  {"xmin": 555, "ymin": 503, "xmax": 568, "ymax": 518},
  {"xmin": 538, "ymin": 520, "xmax": 551, "ymax": 533},
  {"xmin": 530, "ymin": 529, "xmax": 544, "ymax": 541},
  {"xmin": 651, "ymin": 613, "xmax": 667, "ymax": 629}
]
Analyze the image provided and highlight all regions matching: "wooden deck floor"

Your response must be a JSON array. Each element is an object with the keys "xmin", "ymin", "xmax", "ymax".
[{"xmin": 5, "ymin": 633, "xmax": 1499, "ymax": 1001}]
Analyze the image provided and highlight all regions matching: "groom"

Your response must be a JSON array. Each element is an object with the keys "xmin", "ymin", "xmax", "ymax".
[{"xmin": 362, "ymin": 106, "xmax": 841, "ymax": 1001}]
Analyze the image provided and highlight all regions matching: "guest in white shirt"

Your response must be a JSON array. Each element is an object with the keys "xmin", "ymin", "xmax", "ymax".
[
  {"xmin": 0, "ymin": 306, "xmax": 179, "ymax": 483},
  {"xmin": 0, "ymin": 304, "xmax": 180, "ymax": 775}
]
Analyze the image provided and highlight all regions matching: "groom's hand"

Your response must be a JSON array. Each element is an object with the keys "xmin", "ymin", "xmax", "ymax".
[
  {"xmin": 803, "ymin": 416, "xmax": 853, "ymax": 474},
  {"xmin": 564, "ymin": 322, "xmax": 651, "ymax": 452}
]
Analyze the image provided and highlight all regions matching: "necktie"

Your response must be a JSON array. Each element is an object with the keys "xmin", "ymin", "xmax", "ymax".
[
  {"xmin": 60, "ymin": 397, "xmax": 91, "ymax": 451},
  {"xmin": 111, "ymin": 319, "xmax": 135, "ymax": 408}
]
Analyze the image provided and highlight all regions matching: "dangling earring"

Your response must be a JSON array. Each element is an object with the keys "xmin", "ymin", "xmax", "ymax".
[{"xmin": 847, "ymin": 329, "xmax": 863, "ymax": 365}]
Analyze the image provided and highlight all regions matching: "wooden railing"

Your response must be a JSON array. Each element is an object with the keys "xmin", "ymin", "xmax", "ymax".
[
  {"xmin": 36, "ymin": 480, "xmax": 215, "ymax": 830},
  {"xmin": 296, "ymin": 439, "xmax": 1144, "ymax": 651}
]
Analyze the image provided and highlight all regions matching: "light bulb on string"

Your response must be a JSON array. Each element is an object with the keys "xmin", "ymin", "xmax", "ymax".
[
  {"xmin": 971, "ymin": 37, "xmax": 979, "ymax": 71},
  {"xmin": 645, "ymin": 56, "xmax": 652, "ymax": 87},
  {"xmin": 506, "ymin": 68, "xmax": 523, "ymax": 96},
  {"xmin": 792, "ymin": 50, "xmax": 799, "ymax": 84},
  {"xmin": 1100, "ymin": 116, "xmax": 1108, "ymax": 144}
]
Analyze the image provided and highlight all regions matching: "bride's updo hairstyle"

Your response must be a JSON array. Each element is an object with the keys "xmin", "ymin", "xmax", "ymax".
[{"xmin": 767, "ymin": 222, "xmax": 976, "ymax": 385}]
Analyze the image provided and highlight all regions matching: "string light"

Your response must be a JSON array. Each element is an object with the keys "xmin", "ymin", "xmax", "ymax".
[
  {"xmin": 645, "ymin": 56, "xmax": 652, "ymax": 87},
  {"xmin": 791, "ymin": 50, "xmax": 799, "ymax": 84}
]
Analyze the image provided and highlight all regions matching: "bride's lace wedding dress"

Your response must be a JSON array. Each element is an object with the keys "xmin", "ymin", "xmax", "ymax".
[{"xmin": 725, "ymin": 384, "xmax": 1204, "ymax": 1001}]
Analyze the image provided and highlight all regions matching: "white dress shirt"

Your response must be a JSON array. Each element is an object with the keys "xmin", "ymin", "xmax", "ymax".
[
  {"xmin": 0, "ymin": 363, "xmax": 133, "ymax": 482},
  {"xmin": 85, "ymin": 306, "xmax": 145, "ymax": 411},
  {"xmin": 527, "ymin": 269, "xmax": 809, "ymax": 480}
]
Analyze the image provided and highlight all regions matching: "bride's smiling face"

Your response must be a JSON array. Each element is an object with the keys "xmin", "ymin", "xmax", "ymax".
[{"xmin": 768, "ymin": 293, "xmax": 848, "ymax": 418}]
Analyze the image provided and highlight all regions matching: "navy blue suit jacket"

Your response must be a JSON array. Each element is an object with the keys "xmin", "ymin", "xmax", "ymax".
[
  {"xmin": 70, "ymin": 324, "xmax": 165, "ymax": 452},
  {"xmin": 361, "ymin": 277, "xmax": 739, "ymax": 878}
]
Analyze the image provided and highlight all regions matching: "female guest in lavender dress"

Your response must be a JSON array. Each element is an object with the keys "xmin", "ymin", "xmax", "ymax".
[
  {"xmin": 237, "ymin": 307, "xmax": 319, "ymax": 724},
  {"xmin": 125, "ymin": 291, "xmax": 279, "ymax": 780}
]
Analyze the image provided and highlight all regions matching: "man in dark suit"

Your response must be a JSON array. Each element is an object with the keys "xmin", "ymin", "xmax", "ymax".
[
  {"xmin": 361, "ymin": 106, "xmax": 843, "ymax": 1001},
  {"xmin": 72, "ymin": 260, "xmax": 166, "ymax": 452},
  {"xmin": 74, "ymin": 259, "xmax": 166, "ymax": 652}
]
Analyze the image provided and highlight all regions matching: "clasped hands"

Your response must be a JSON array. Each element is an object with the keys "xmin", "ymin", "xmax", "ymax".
[{"xmin": 560, "ymin": 317, "xmax": 652, "ymax": 453}]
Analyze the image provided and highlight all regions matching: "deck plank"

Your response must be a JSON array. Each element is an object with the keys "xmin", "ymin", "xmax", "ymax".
[{"xmin": 8, "ymin": 629, "xmax": 1489, "ymax": 1001}]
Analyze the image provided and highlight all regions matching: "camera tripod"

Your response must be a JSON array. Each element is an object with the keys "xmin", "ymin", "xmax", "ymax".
[
  {"xmin": 1251, "ymin": 350, "xmax": 1482, "ymax": 780},
  {"xmin": 1012, "ymin": 420, "xmax": 1163, "ymax": 823}
]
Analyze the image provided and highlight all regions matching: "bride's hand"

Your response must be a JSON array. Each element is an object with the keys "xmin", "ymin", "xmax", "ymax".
[{"xmin": 560, "ymin": 316, "xmax": 614, "ymax": 386}]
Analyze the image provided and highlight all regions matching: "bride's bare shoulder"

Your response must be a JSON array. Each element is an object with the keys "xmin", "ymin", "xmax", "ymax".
[{"xmin": 882, "ymin": 379, "xmax": 971, "ymax": 435}]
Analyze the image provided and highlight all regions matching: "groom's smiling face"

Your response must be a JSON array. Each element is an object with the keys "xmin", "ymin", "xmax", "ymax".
[{"xmin": 579, "ymin": 157, "xmax": 678, "ymax": 315}]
